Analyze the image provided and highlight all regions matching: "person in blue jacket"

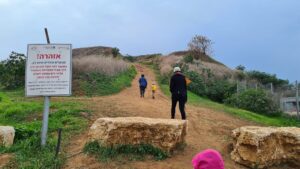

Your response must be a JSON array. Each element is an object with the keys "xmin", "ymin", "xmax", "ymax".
[{"xmin": 139, "ymin": 74, "xmax": 148, "ymax": 98}]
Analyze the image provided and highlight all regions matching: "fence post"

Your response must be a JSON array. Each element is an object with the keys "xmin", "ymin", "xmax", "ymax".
[
  {"xmin": 270, "ymin": 82, "xmax": 274, "ymax": 94},
  {"xmin": 296, "ymin": 80, "xmax": 300, "ymax": 120},
  {"xmin": 236, "ymin": 80, "xmax": 238, "ymax": 94}
]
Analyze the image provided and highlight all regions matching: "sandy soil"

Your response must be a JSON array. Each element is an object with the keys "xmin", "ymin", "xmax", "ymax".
[
  {"xmin": 0, "ymin": 154, "xmax": 13, "ymax": 168},
  {"xmin": 62, "ymin": 65, "xmax": 292, "ymax": 169}
]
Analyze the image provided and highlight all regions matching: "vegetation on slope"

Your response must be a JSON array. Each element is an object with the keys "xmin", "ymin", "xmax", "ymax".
[
  {"xmin": 149, "ymin": 64, "xmax": 299, "ymax": 127},
  {"xmin": 72, "ymin": 55, "xmax": 136, "ymax": 96},
  {"xmin": 0, "ymin": 90, "xmax": 89, "ymax": 168}
]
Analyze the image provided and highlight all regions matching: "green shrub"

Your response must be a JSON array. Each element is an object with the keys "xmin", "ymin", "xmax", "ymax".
[
  {"xmin": 112, "ymin": 47, "xmax": 120, "ymax": 58},
  {"xmin": 183, "ymin": 55, "xmax": 194, "ymax": 63},
  {"xmin": 84, "ymin": 141, "xmax": 169, "ymax": 161},
  {"xmin": 185, "ymin": 71, "xmax": 206, "ymax": 96},
  {"xmin": 246, "ymin": 70, "xmax": 289, "ymax": 87},
  {"xmin": 159, "ymin": 73, "xmax": 171, "ymax": 85},
  {"xmin": 225, "ymin": 89, "xmax": 281, "ymax": 116},
  {"xmin": 0, "ymin": 52, "xmax": 26, "ymax": 89},
  {"xmin": 123, "ymin": 55, "xmax": 137, "ymax": 62},
  {"xmin": 206, "ymin": 80, "xmax": 236, "ymax": 103}
]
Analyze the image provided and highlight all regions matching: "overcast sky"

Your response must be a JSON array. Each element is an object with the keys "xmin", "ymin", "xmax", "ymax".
[{"xmin": 0, "ymin": 0, "xmax": 299, "ymax": 82}]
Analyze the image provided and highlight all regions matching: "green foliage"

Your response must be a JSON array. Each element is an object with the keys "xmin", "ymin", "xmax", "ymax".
[
  {"xmin": 112, "ymin": 47, "xmax": 120, "ymax": 58},
  {"xmin": 123, "ymin": 55, "xmax": 137, "ymax": 62},
  {"xmin": 236, "ymin": 65, "xmax": 245, "ymax": 71},
  {"xmin": 79, "ymin": 66, "xmax": 137, "ymax": 96},
  {"xmin": 206, "ymin": 80, "xmax": 236, "ymax": 103},
  {"xmin": 184, "ymin": 71, "xmax": 235, "ymax": 103},
  {"xmin": 183, "ymin": 55, "xmax": 194, "ymax": 63},
  {"xmin": 185, "ymin": 71, "xmax": 206, "ymax": 96},
  {"xmin": 0, "ymin": 136, "xmax": 64, "ymax": 169},
  {"xmin": 149, "ymin": 61, "xmax": 299, "ymax": 127},
  {"xmin": 0, "ymin": 92, "xmax": 88, "ymax": 168},
  {"xmin": 0, "ymin": 52, "xmax": 26, "ymax": 89},
  {"xmin": 0, "ymin": 102, "xmax": 42, "ymax": 123},
  {"xmin": 247, "ymin": 70, "xmax": 289, "ymax": 87},
  {"xmin": 235, "ymin": 71, "xmax": 246, "ymax": 81},
  {"xmin": 158, "ymin": 83, "xmax": 299, "ymax": 127},
  {"xmin": 225, "ymin": 89, "xmax": 281, "ymax": 116},
  {"xmin": 84, "ymin": 141, "xmax": 169, "ymax": 161}
]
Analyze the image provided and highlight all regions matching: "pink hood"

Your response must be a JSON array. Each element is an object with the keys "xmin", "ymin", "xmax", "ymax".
[{"xmin": 192, "ymin": 149, "xmax": 225, "ymax": 169}]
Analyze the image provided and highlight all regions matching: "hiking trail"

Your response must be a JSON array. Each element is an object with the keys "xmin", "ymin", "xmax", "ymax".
[{"xmin": 61, "ymin": 64, "xmax": 282, "ymax": 169}]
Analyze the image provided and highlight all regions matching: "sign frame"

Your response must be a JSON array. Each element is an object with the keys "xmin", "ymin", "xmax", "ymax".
[{"xmin": 25, "ymin": 43, "xmax": 72, "ymax": 97}]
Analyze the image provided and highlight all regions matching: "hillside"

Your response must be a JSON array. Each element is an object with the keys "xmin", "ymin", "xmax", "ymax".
[
  {"xmin": 136, "ymin": 50, "xmax": 235, "ymax": 80},
  {"xmin": 71, "ymin": 46, "xmax": 136, "ymax": 96},
  {"xmin": 72, "ymin": 47, "xmax": 234, "ymax": 80},
  {"xmin": 72, "ymin": 46, "xmax": 114, "ymax": 58},
  {"xmin": 0, "ymin": 45, "xmax": 298, "ymax": 169}
]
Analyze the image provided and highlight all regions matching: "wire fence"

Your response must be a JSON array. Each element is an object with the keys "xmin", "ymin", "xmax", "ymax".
[{"xmin": 236, "ymin": 80, "xmax": 300, "ymax": 119}]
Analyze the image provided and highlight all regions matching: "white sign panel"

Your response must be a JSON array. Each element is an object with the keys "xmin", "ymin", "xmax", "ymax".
[{"xmin": 26, "ymin": 44, "xmax": 72, "ymax": 96}]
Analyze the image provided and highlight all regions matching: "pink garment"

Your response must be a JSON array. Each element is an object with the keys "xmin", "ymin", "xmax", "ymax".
[{"xmin": 192, "ymin": 149, "xmax": 225, "ymax": 169}]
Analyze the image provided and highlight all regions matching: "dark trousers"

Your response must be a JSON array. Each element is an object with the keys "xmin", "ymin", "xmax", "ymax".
[
  {"xmin": 140, "ymin": 86, "xmax": 146, "ymax": 97},
  {"xmin": 171, "ymin": 93, "xmax": 186, "ymax": 120}
]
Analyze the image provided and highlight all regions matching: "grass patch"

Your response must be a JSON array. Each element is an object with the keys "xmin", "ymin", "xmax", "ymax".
[
  {"xmin": 84, "ymin": 141, "xmax": 169, "ymax": 161},
  {"xmin": 79, "ymin": 65, "xmax": 137, "ymax": 96},
  {"xmin": 0, "ymin": 91, "xmax": 89, "ymax": 169},
  {"xmin": 146, "ymin": 63, "xmax": 300, "ymax": 127}
]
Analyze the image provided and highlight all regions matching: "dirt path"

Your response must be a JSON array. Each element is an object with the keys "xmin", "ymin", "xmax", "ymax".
[{"xmin": 62, "ymin": 65, "xmax": 255, "ymax": 169}]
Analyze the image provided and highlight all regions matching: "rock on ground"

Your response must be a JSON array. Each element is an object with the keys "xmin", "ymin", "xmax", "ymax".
[
  {"xmin": 0, "ymin": 126, "xmax": 15, "ymax": 147},
  {"xmin": 88, "ymin": 117, "xmax": 187, "ymax": 153},
  {"xmin": 231, "ymin": 126, "xmax": 300, "ymax": 168}
]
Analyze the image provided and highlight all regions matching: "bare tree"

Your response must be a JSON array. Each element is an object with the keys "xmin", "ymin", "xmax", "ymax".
[{"xmin": 188, "ymin": 35, "xmax": 213, "ymax": 60}]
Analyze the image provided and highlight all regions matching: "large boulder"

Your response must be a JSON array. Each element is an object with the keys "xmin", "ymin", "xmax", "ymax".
[
  {"xmin": 0, "ymin": 126, "xmax": 15, "ymax": 147},
  {"xmin": 231, "ymin": 126, "xmax": 300, "ymax": 168},
  {"xmin": 88, "ymin": 117, "xmax": 187, "ymax": 153}
]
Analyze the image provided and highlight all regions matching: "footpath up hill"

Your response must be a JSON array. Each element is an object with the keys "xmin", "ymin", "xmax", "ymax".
[{"xmin": 63, "ymin": 65, "xmax": 286, "ymax": 169}]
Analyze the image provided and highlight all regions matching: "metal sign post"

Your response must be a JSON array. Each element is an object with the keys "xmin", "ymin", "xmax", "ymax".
[
  {"xmin": 41, "ymin": 28, "xmax": 51, "ymax": 146},
  {"xmin": 26, "ymin": 28, "xmax": 72, "ymax": 147}
]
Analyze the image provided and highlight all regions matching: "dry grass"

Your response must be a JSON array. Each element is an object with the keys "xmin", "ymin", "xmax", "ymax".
[
  {"xmin": 159, "ymin": 53, "xmax": 234, "ymax": 79},
  {"xmin": 159, "ymin": 55, "xmax": 183, "ymax": 75},
  {"xmin": 73, "ymin": 55, "xmax": 129, "ymax": 76},
  {"xmin": 188, "ymin": 62, "xmax": 234, "ymax": 79}
]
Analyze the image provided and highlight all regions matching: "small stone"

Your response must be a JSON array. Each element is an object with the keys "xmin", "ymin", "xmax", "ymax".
[{"xmin": 0, "ymin": 126, "xmax": 15, "ymax": 147}]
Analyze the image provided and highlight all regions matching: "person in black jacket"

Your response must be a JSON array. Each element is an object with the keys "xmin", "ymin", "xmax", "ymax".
[{"xmin": 170, "ymin": 67, "xmax": 187, "ymax": 120}]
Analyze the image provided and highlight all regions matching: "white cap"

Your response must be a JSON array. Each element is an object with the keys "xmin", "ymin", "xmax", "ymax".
[{"xmin": 173, "ymin": 67, "xmax": 181, "ymax": 72}]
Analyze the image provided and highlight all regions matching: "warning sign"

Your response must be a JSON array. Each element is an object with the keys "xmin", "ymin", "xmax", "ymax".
[{"xmin": 26, "ymin": 44, "xmax": 72, "ymax": 96}]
